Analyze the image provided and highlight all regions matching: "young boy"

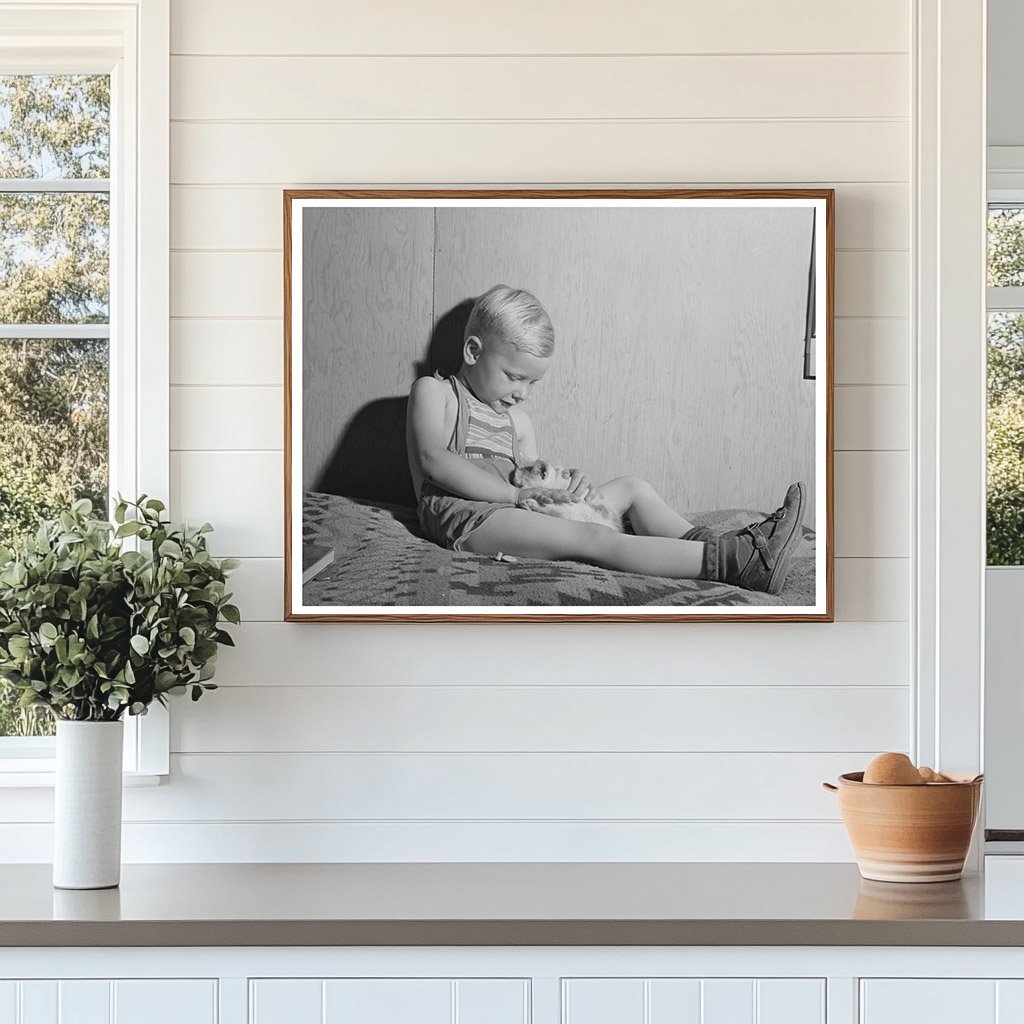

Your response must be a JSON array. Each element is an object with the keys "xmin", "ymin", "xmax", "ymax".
[{"xmin": 406, "ymin": 284, "xmax": 805, "ymax": 594}]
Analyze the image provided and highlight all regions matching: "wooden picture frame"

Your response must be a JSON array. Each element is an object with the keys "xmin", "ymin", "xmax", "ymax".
[{"xmin": 284, "ymin": 189, "xmax": 834, "ymax": 622}]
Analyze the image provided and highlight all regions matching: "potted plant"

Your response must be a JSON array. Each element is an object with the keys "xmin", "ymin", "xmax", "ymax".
[{"xmin": 0, "ymin": 496, "xmax": 239, "ymax": 889}]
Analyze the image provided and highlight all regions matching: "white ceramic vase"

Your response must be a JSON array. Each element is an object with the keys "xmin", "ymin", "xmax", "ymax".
[{"xmin": 53, "ymin": 719, "xmax": 124, "ymax": 889}]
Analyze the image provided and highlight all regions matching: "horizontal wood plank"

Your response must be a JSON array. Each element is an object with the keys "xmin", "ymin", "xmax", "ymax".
[
  {"xmin": 114, "ymin": 752, "xmax": 881, "ymax": 821},
  {"xmin": 834, "ymin": 386, "xmax": 909, "ymax": 451},
  {"xmin": 171, "ymin": 121, "xmax": 909, "ymax": 186},
  {"xmin": 171, "ymin": 386, "xmax": 283, "ymax": 450},
  {"xmin": 171, "ymin": 319, "xmax": 284, "ymax": 385},
  {"xmin": 170, "ymin": 684, "xmax": 909, "ymax": 753},
  {"xmin": 833, "ymin": 451, "xmax": 910, "ymax": 558},
  {"xmin": 834, "ymin": 318, "xmax": 909, "ymax": 386},
  {"xmin": 0, "ymin": 820, "xmax": 856, "ymax": 862},
  {"xmin": 170, "ymin": 451, "xmax": 283, "ymax": 557},
  {"xmin": 171, "ymin": 55, "xmax": 908, "ymax": 121},
  {"xmin": 833, "ymin": 558, "xmax": 909, "ymax": 622},
  {"xmin": 835, "ymin": 251, "xmax": 909, "ymax": 318},
  {"xmin": 209, "ymin": 620, "xmax": 910, "ymax": 687},
  {"xmin": 170, "ymin": 0, "xmax": 909, "ymax": 56}
]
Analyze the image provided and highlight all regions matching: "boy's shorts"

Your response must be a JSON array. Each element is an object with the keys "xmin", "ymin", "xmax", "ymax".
[{"xmin": 417, "ymin": 486, "xmax": 517, "ymax": 552}]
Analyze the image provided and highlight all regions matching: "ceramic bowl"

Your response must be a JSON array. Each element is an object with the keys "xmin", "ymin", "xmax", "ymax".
[{"xmin": 822, "ymin": 771, "xmax": 983, "ymax": 883}]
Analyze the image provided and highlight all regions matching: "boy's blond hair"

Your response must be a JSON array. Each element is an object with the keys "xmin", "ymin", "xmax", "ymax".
[{"xmin": 464, "ymin": 284, "xmax": 554, "ymax": 358}]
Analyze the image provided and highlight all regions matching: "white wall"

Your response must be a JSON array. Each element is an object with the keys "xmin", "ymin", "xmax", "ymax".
[{"xmin": 6, "ymin": 0, "xmax": 914, "ymax": 861}]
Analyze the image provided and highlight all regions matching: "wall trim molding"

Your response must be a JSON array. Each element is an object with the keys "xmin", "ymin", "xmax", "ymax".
[{"xmin": 913, "ymin": 0, "xmax": 986, "ymax": 847}]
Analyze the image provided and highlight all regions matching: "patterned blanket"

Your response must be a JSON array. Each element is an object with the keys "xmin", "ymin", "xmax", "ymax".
[{"xmin": 302, "ymin": 491, "xmax": 816, "ymax": 608}]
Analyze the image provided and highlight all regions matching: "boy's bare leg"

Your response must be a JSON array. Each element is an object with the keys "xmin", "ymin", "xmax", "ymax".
[
  {"xmin": 462, "ymin": 508, "xmax": 704, "ymax": 578},
  {"xmin": 597, "ymin": 476, "xmax": 695, "ymax": 538}
]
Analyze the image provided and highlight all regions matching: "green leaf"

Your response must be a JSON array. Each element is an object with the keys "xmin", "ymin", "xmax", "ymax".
[
  {"xmin": 220, "ymin": 604, "xmax": 241, "ymax": 625},
  {"xmin": 8, "ymin": 635, "xmax": 30, "ymax": 657},
  {"xmin": 158, "ymin": 539, "xmax": 182, "ymax": 559},
  {"xmin": 39, "ymin": 622, "xmax": 58, "ymax": 641},
  {"xmin": 130, "ymin": 634, "xmax": 150, "ymax": 656},
  {"xmin": 178, "ymin": 626, "xmax": 196, "ymax": 646},
  {"xmin": 116, "ymin": 520, "xmax": 140, "ymax": 537}
]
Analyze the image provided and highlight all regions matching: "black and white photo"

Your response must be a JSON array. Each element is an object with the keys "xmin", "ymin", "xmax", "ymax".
[{"xmin": 285, "ymin": 190, "xmax": 833, "ymax": 621}]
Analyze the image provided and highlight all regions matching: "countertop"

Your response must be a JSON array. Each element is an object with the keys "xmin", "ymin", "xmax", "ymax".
[{"xmin": 7, "ymin": 861, "xmax": 1024, "ymax": 947}]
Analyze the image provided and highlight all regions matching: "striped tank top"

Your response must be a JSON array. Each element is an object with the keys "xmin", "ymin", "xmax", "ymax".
[{"xmin": 447, "ymin": 374, "xmax": 519, "ymax": 483}]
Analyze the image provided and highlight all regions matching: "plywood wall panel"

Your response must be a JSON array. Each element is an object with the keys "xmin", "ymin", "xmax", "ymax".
[
  {"xmin": 299, "ymin": 206, "xmax": 432, "ymax": 497},
  {"xmin": 432, "ymin": 204, "xmax": 815, "ymax": 513}
]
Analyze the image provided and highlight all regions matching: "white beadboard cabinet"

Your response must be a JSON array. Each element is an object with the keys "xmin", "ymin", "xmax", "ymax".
[
  {"xmin": 0, "ymin": 979, "xmax": 218, "ymax": 1024},
  {"xmin": 7, "ymin": 949, "xmax": 1024, "ymax": 1024},
  {"xmin": 860, "ymin": 979, "xmax": 1024, "ymax": 1023}
]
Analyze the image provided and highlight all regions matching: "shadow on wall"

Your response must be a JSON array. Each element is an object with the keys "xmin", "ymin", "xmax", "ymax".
[{"xmin": 312, "ymin": 300, "xmax": 474, "ymax": 507}]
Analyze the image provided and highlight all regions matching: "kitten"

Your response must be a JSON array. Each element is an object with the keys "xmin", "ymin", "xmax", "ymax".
[{"xmin": 510, "ymin": 460, "xmax": 625, "ymax": 532}]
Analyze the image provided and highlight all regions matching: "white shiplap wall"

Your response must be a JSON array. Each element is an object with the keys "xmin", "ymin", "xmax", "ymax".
[{"xmin": 4, "ymin": 1, "xmax": 915, "ymax": 861}]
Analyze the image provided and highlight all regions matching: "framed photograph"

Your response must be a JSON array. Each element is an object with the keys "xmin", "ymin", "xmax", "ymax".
[{"xmin": 284, "ymin": 189, "xmax": 833, "ymax": 622}]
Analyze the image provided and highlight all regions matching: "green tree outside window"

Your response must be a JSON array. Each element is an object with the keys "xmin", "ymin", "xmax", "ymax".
[
  {"xmin": 988, "ymin": 208, "xmax": 1024, "ymax": 566},
  {"xmin": 0, "ymin": 75, "xmax": 110, "ymax": 736}
]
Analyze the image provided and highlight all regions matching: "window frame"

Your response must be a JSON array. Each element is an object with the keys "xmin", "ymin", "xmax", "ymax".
[
  {"xmin": 983, "ymin": 182, "xmax": 1024, "ymax": 839},
  {"xmin": 0, "ymin": 0, "xmax": 169, "ymax": 785}
]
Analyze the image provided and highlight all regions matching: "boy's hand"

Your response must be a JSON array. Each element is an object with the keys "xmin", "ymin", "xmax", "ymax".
[
  {"xmin": 567, "ymin": 469, "xmax": 602, "ymax": 502},
  {"xmin": 516, "ymin": 487, "xmax": 583, "ymax": 507}
]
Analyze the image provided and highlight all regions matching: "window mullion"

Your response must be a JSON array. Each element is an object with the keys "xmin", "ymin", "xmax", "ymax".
[
  {"xmin": 0, "ymin": 178, "xmax": 110, "ymax": 193},
  {"xmin": 987, "ymin": 286, "xmax": 1024, "ymax": 311},
  {"xmin": 0, "ymin": 324, "xmax": 110, "ymax": 338}
]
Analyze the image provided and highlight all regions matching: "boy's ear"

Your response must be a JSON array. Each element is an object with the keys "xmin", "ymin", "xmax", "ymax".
[{"xmin": 463, "ymin": 335, "xmax": 483, "ymax": 365}]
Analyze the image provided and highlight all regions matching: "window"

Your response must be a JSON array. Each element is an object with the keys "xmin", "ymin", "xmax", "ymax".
[
  {"xmin": 0, "ymin": 2, "xmax": 169, "ymax": 781},
  {"xmin": 986, "ymin": 204, "xmax": 1024, "ymax": 566},
  {"xmin": 0, "ymin": 73, "xmax": 111, "ymax": 739}
]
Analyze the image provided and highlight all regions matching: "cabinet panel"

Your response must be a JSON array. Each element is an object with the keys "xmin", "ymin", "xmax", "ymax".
[
  {"xmin": 563, "ymin": 980, "xmax": 644, "ymax": 1024},
  {"xmin": 757, "ymin": 980, "xmax": 825, "ymax": 1024},
  {"xmin": 58, "ymin": 982, "xmax": 110, "ymax": 1024},
  {"xmin": 114, "ymin": 981, "xmax": 216, "ymax": 1024},
  {"xmin": 861, "ymin": 980, "xmax": 996, "ymax": 1024},
  {"xmin": 455, "ymin": 980, "xmax": 529, "ymax": 1024},
  {"xmin": 323, "ymin": 980, "xmax": 451, "ymax": 1024},
  {"xmin": 250, "ymin": 979, "xmax": 322, "ymax": 1024},
  {"xmin": 18, "ymin": 983, "xmax": 56, "ymax": 1024},
  {"xmin": 648, "ymin": 980, "xmax": 701, "ymax": 1023},
  {"xmin": 563, "ymin": 979, "xmax": 825, "ymax": 1024},
  {"xmin": 0, "ymin": 983, "xmax": 15, "ymax": 1024},
  {"xmin": 998, "ymin": 980, "xmax": 1024, "ymax": 1022},
  {"xmin": 251, "ymin": 979, "xmax": 528, "ymax": 1024},
  {"xmin": 702, "ymin": 980, "xmax": 754, "ymax": 1024}
]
